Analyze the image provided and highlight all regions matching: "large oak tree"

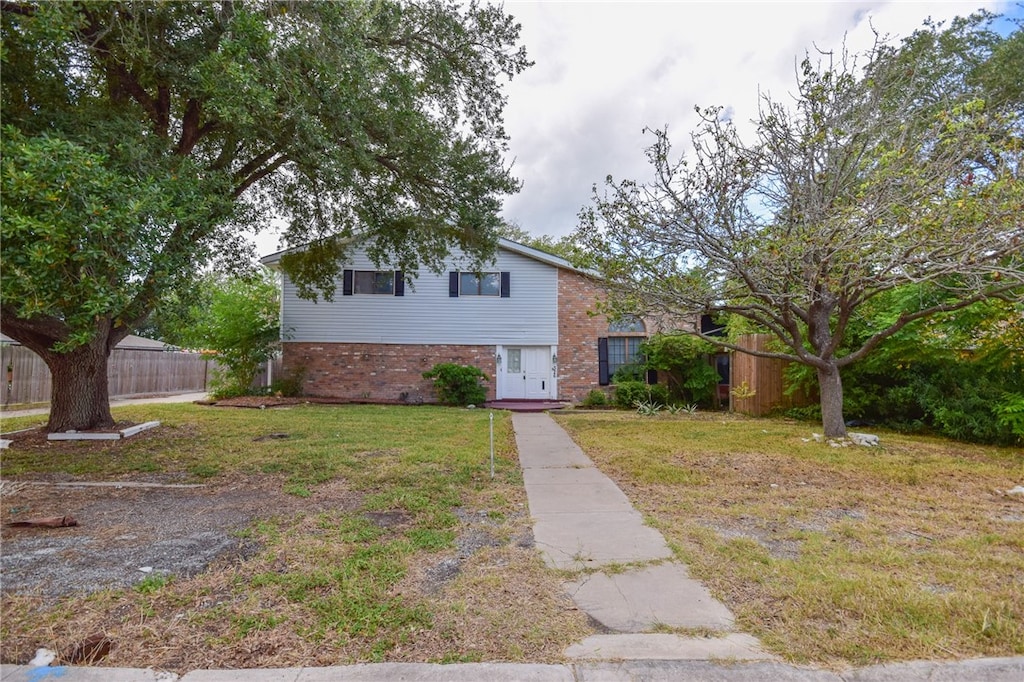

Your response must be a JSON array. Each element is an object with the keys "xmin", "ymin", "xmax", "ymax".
[
  {"xmin": 1, "ymin": 1, "xmax": 529, "ymax": 431},
  {"xmin": 576, "ymin": 14, "xmax": 1024, "ymax": 438}
]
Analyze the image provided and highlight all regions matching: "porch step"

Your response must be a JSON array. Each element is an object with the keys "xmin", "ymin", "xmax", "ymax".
[{"xmin": 483, "ymin": 400, "xmax": 569, "ymax": 413}]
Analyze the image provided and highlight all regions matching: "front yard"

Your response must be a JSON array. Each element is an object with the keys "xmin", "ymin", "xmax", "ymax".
[{"xmin": 1, "ymin": 403, "xmax": 1021, "ymax": 671}]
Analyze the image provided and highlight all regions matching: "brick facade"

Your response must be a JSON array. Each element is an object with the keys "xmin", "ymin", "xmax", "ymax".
[
  {"xmin": 282, "ymin": 342, "xmax": 496, "ymax": 403},
  {"xmin": 556, "ymin": 269, "xmax": 611, "ymax": 402}
]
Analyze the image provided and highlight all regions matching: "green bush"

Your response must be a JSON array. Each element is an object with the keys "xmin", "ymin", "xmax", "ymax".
[
  {"xmin": 994, "ymin": 393, "xmax": 1024, "ymax": 443},
  {"xmin": 580, "ymin": 389, "xmax": 608, "ymax": 407},
  {"xmin": 783, "ymin": 404, "xmax": 822, "ymax": 422},
  {"xmin": 423, "ymin": 363, "xmax": 489, "ymax": 406},
  {"xmin": 611, "ymin": 363, "xmax": 645, "ymax": 383},
  {"xmin": 780, "ymin": 293, "xmax": 1024, "ymax": 445},
  {"xmin": 209, "ymin": 370, "xmax": 252, "ymax": 400},
  {"xmin": 613, "ymin": 380, "xmax": 669, "ymax": 409},
  {"xmin": 640, "ymin": 334, "xmax": 720, "ymax": 407},
  {"xmin": 176, "ymin": 272, "xmax": 282, "ymax": 398}
]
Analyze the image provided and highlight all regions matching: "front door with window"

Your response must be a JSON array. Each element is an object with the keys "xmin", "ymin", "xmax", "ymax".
[{"xmin": 499, "ymin": 346, "xmax": 554, "ymax": 400}]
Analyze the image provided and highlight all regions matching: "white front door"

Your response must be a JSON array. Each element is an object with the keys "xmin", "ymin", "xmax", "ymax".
[{"xmin": 499, "ymin": 346, "xmax": 554, "ymax": 399}]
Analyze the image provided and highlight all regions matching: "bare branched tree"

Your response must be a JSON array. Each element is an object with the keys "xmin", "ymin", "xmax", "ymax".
[{"xmin": 577, "ymin": 15, "xmax": 1024, "ymax": 438}]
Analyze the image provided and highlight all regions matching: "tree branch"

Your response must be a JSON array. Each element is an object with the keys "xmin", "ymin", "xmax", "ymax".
[
  {"xmin": 838, "ymin": 283, "xmax": 1024, "ymax": 367},
  {"xmin": 0, "ymin": 2, "xmax": 35, "ymax": 17},
  {"xmin": 175, "ymin": 99, "xmax": 217, "ymax": 156},
  {"xmin": 0, "ymin": 306, "xmax": 69, "ymax": 357},
  {"xmin": 80, "ymin": 7, "xmax": 168, "ymax": 138},
  {"xmin": 233, "ymin": 155, "xmax": 288, "ymax": 199}
]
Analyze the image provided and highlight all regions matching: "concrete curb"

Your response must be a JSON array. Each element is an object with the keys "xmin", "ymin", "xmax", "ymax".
[{"xmin": 4, "ymin": 658, "xmax": 1023, "ymax": 682}]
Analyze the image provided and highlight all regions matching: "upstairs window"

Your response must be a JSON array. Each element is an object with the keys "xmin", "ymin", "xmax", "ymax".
[
  {"xmin": 449, "ymin": 271, "xmax": 511, "ymax": 297},
  {"xmin": 461, "ymin": 272, "xmax": 500, "ymax": 296},
  {"xmin": 342, "ymin": 270, "xmax": 404, "ymax": 296},
  {"xmin": 355, "ymin": 271, "xmax": 394, "ymax": 295}
]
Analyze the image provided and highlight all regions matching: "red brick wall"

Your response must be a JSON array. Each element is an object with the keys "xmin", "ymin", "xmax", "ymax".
[
  {"xmin": 282, "ymin": 342, "xmax": 496, "ymax": 403},
  {"xmin": 557, "ymin": 269, "xmax": 611, "ymax": 402}
]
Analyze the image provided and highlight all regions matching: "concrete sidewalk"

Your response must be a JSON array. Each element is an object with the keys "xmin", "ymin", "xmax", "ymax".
[
  {"xmin": 3, "ymin": 411, "xmax": 1022, "ymax": 681},
  {"xmin": 0, "ymin": 392, "xmax": 209, "ymax": 420},
  {"xmin": 512, "ymin": 412, "xmax": 766, "ymax": 661}
]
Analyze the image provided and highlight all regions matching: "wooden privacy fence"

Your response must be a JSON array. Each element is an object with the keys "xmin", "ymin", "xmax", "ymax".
[
  {"xmin": 0, "ymin": 343, "xmax": 235, "ymax": 406},
  {"xmin": 729, "ymin": 333, "xmax": 812, "ymax": 416}
]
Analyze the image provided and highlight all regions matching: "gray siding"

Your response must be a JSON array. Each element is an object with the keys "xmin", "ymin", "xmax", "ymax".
[{"xmin": 281, "ymin": 246, "xmax": 558, "ymax": 345}]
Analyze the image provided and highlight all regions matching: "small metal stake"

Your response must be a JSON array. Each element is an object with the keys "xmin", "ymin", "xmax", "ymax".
[{"xmin": 489, "ymin": 412, "xmax": 495, "ymax": 479}]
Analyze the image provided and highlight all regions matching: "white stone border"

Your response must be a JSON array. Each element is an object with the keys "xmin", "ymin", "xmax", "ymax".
[{"xmin": 46, "ymin": 421, "xmax": 161, "ymax": 441}]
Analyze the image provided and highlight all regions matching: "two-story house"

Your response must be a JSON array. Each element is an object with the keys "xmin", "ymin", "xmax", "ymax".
[{"xmin": 261, "ymin": 238, "xmax": 657, "ymax": 404}]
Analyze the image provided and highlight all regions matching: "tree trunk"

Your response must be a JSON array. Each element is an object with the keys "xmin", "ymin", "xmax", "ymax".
[
  {"xmin": 817, "ymin": 362, "xmax": 847, "ymax": 439},
  {"xmin": 43, "ymin": 338, "xmax": 115, "ymax": 433}
]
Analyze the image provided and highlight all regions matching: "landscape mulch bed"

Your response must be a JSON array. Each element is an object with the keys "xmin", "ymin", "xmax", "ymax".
[{"xmin": 207, "ymin": 396, "xmax": 411, "ymax": 409}]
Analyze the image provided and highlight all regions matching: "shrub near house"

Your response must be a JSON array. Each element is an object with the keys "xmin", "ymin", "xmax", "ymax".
[{"xmin": 423, "ymin": 363, "xmax": 488, "ymax": 406}]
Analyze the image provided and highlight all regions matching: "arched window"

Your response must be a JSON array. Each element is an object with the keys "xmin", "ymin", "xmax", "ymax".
[{"xmin": 608, "ymin": 316, "xmax": 645, "ymax": 333}]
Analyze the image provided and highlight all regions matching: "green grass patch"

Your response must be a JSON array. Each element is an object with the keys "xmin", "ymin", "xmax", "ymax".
[{"xmin": 134, "ymin": 572, "xmax": 172, "ymax": 594}]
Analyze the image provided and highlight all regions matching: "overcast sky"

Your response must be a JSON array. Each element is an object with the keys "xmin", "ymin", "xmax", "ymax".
[
  {"xmin": 497, "ymin": 0, "xmax": 1019, "ymax": 240},
  {"xmin": 255, "ymin": 0, "xmax": 1018, "ymax": 257}
]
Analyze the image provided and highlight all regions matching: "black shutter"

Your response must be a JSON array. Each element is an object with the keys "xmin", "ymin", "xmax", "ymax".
[
  {"xmin": 646, "ymin": 369, "xmax": 658, "ymax": 385},
  {"xmin": 449, "ymin": 271, "xmax": 459, "ymax": 297},
  {"xmin": 394, "ymin": 271, "xmax": 404, "ymax": 296},
  {"xmin": 500, "ymin": 271, "xmax": 510, "ymax": 298},
  {"xmin": 342, "ymin": 269, "xmax": 353, "ymax": 296},
  {"xmin": 700, "ymin": 313, "xmax": 725, "ymax": 337},
  {"xmin": 598, "ymin": 337, "xmax": 610, "ymax": 386}
]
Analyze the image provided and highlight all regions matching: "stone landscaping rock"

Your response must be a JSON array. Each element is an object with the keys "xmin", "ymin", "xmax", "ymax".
[{"xmin": 849, "ymin": 432, "xmax": 880, "ymax": 447}]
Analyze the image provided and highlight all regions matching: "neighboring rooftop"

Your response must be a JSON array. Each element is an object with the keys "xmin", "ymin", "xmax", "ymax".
[{"xmin": 0, "ymin": 334, "xmax": 176, "ymax": 351}]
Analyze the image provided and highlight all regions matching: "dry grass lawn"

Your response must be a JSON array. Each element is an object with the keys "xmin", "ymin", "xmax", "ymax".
[{"xmin": 555, "ymin": 410, "xmax": 1024, "ymax": 667}]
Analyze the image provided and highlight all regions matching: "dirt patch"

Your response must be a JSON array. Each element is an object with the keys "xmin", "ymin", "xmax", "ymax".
[{"xmin": 1, "ymin": 475, "xmax": 362, "ymax": 597}]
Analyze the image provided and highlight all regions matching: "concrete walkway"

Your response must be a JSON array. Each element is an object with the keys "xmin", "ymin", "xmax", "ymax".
[
  {"xmin": 3, "ymin": 410, "xmax": 1022, "ymax": 681},
  {"xmin": 512, "ymin": 412, "xmax": 768, "ymax": 661}
]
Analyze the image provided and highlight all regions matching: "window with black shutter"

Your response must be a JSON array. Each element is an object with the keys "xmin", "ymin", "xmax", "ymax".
[{"xmin": 344, "ymin": 269, "xmax": 402, "ymax": 295}]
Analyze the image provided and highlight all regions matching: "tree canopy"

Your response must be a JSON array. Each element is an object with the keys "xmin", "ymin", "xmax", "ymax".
[
  {"xmin": 576, "ymin": 13, "xmax": 1024, "ymax": 438},
  {"xmin": 168, "ymin": 271, "xmax": 281, "ymax": 398},
  {"xmin": 1, "ymin": 0, "xmax": 529, "ymax": 430}
]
